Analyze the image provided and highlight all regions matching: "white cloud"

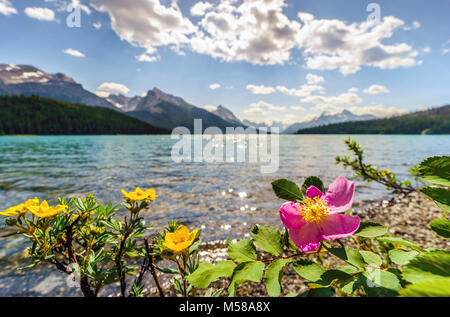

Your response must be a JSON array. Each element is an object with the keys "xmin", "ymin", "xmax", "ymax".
[
  {"xmin": 298, "ymin": 14, "xmax": 420, "ymax": 74},
  {"xmin": 301, "ymin": 92, "xmax": 363, "ymax": 107},
  {"xmin": 246, "ymin": 84, "xmax": 275, "ymax": 95},
  {"xmin": 90, "ymin": 0, "xmax": 420, "ymax": 73},
  {"xmin": 190, "ymin": 2, "xmax": 213, "ymax": 17},
  {"xmin": 136, "ymin": 53, "xmax": 159, "ymax": 63},
  {"xmin": 93, "ymin": 0, "xmax": 197, "ymax": 57},
  {"xmin": 276, "ymin": 84, "xmax": 324, "ymax": 97},
  {"xmin": 422, "ymin": 46, "xmax": 431, "ymax": 54},
  {"xmin": 291, "ymin": 106, "xmax": 305, "ymax": 111},
  {"xmin": 97, "ymin": 82, "xmax": 130, "ymax": 94},
  {"xmin": 203, "ymin": 105, "xmax": 217, "ymax": 112},
  {"xmin": 63, "ymin": 48, "xmax": 85, "ymax": 58},
  {"xmin": 305, "ymin": 73, "xmax": 325, "ymax": 84},
  {"xmin": 348, "ymin": 87, "xmax": 359, "ymax": 93},
  {"xmin": 243, "ymin": 107, "xmax": 270, "ymax": 116},
  {"xmin": 250, "ymin": 100, "xmax": 286, "ymax": 111},
  {"xmin": 93, "ymin": 22, "xmax": 102, "ymax": 29},
  {"xmin": 95, "ymin": 91, "xmax": 110, "ymax": 98},
  {"xmin": 442, "ymin": 40, "xmax": 450, "ymax": 55},
  {"xmin": 363, "ymin": 84, "xmax": 390, "ymax": 95},
  {"xmin": 24, "ymin": 7, "xmax": 55, "ymax": 21},
  {"xmin": 71, "ymin": 0, "xmax": 91, "ymax": 15},
  {"xmin": 404, "ymin": 20, "xmax": 421, "ymax": 31},
  {"xmin": 0, "ymin": 0, "xmax": 17, "ymax": 16},
  {"xmin": 347, "ymin": 104, "xmax": 408, "ymax": 118},
  {"xmin": 209, "ymin": 83, "xmax": 221, "ymax": 90}
]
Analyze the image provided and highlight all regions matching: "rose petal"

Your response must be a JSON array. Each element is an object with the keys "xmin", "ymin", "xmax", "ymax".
[
  {"xmin": 318, "ymin": 213, "xmax": 360, "ymax": 240},
  {"xmin": 289, "ymin": 222, "xmax": 322, "ymax": 252},
  {"xmin": 325, "ymin": 176, "xmax": 355, "ymax": 213},
  {"xmin": 279, "ymin": 202, "xmax": 305, "ymax": 230},
  {"xmin": 305, "ymin": 185, "xmax": 325, "ymax": 199}
]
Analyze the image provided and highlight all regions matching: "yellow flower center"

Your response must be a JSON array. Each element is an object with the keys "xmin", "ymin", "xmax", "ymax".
[{"xmin": 299, "ymin": 196, "xmax": 329, "ymax": 223}]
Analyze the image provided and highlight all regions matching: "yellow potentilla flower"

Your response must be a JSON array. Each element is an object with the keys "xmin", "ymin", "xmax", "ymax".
[
  {"xmin": 163, "ymin": 225, "xmax": 198, "ymax": 253},
  {"xmin": 0, "ymin": 198, "xmax": 39, "ymax": 217},
  {"xmin": 121, "ymin": 187, "xmax": 158, "ymax": 202},
  {"xmin": 27, "ymin": 200, "xmax": 67, "ymax": 218}
]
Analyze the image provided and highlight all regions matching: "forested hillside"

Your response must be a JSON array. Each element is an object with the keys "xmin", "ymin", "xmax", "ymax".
[{"xmin": 0, "ymin": 95, "xmax": 169, "ymax": 135}]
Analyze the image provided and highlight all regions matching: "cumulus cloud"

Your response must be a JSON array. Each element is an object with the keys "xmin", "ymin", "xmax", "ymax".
[
  {"xmin": 25, "ymin": 7, "xmax": 55, "ymax": 21},
  {"xmin": 250, "ymin": 100, "xmax": 286, "ymax": 111},
  {"xmin": 363, "ymin": 84, "xmax": 390, "ymax": 95},
  {"xmin": 404, "ymin": 20, "xmax": 421, "ymax": 31},
  {"xmin": 347, "ymin": 104, "xmax": 408, "ymax": 118},
  {"xmin": 95, "ymin": 91, "xmax": 110, "ymax": 98},
  {"xmin": 0, "ymin": 0, "xmax": 17, "ymax": 16},
  {"xmin": 277, "ymin": 84, "xmax": 324, "ymax": 97},
  {"xmin": 297, "ymin": 14, "xmax": 420, "ymax": 74},
  {"xmin": 90, "ymin": 0, "xmax": 420, "ymax": 73},
  {"xmin": 301, "ymin": 92, "xmax": 363, "ymax": 108},
  {"xmin": 305, "ymin": 73, "xmax": 325, "ymax": 84},
  {"xmin": 291, "ymin": 106, "xmax": 305, "ymax": 111},
  {"xmin": 63, "ymin": 48, "xmax": 85, "ymax": 57},
  {"xmin": 348, "ymin": 87, "xmax": 359, "ymax": 93},
  {"xmin": 246, "ymin": 84, "xmax": 275, "ymax": 95},
  {"xmin": 93, "ymin": 0, "xmax": 197, "ymax": 58},
  {"xmin": 136, "ymin": 53, "xmax": 159, "ymax": 63},
  {"xmin": 203, "ymin": 105, "xmax": 217, "ymax": 112},
  {"xmin": 190, "ymin": 1, "xmax": 213, "ymax": 16},
  {"xmin": 97, "ymin": 82, "xmax": 130, "ymax": 94},
  {"xmin": 209, "ymin": 83, "xmax": 221, "ymax": 90}
]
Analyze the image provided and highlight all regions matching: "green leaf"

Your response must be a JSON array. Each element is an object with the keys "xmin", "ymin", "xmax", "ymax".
[
  {"xmin": 429, "ymin": 218, "xmax": 450, "ymax": 238},
  {"xmin": 398, "ymin": 279, "xmax": 450, "ymax": 297},
  {"xmin": 326, "ymin": 247, "xmax": 366, "ymax": 269},
  {"xmin": 420, "ymin": 187, "xmax": 450, "ymax": 213},
  {"xmin": 228, "ymin": 261, "xmax": 265, "ymax": 297},
  {"xmin": 265, "ymin": 259, "xmax": 292, "ymax": 297},
  {"xmin": 318, "ymin": 269, "xmax": 354, "ymax": 286},
  {"xmin": 187, "ymin": 261, "xmax": 236, "ymax": 289},
  {"xmin": 271, "ymin": 179, "xmax": 304, "ymax": 202},
  {"xmin": 388, "ymin": 249, "xmax": 419, "ymax": 265},
  {"xmin": 402, "ymin": 250, "xmax": 450, "ymax": 283},
  {"xmin": 292, "ymin": 259, "xmax": 325, "ymax": 282},
  {"xmin": 355, "ymin": 221, "xmax": 388, "ymax": 238},
  {"xmin": 340, "ymin": 279, "xmax": 361, "ymax": 295},
  {"xmin": 359, "ymin": 250, "xmax": 382, "ymax": 267},
  {"xmin": 301, "ymin": 176, "xmax": 325, "ymax": 195},
  {"xmin": 418, "ymin": 156, "xmax": 450, "ymax": 186},
  {"xmin": 359, "ymin": 269, "xmax": 402, "ymax": 297},
  {"xmin": 282, "ymin": 229, "xmax": 298, "ymax": 251},
  {"xmin": 227, "ymin": 238, "xmax": 257, "ymax": 263},
  {"xmin": 377, "ymin": 237, "xmax": 424, "ymax": 252},
  {"xmin": 299, "ymin": 286, "xmax": 335, "ymax": 297},
  {"xmin": 251, "ymin": 225, "xmax": 283, "ymax": 256}
]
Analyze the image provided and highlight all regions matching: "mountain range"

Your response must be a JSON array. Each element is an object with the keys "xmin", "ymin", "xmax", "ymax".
[{"xmin": 0, "ymin": 63, "xmax": 386, "ymax": 133}]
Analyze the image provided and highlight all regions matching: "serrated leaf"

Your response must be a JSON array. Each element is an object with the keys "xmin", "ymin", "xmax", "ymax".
[
  {"xmin": 301, "ymin": 176, "xmax": 325, "ymax": 194},
  {"xmin": 326, "ymin": 247, "xmax": 366, "ymax": 269},
  {"xmin": 292, "ymin": 259, "xmax": 325, "ymax": 282},
  {"xmin": 418, "ymin": 156, "xmax": 450, "ymax": 186},
  {"xmin": 388, "ymin": 249, "xmax": 419, "ymax": 265},
  {"xmin": 251, "ymin": 225, "xmax": 283, "ymax": 256},
  {"xmin": 398, "ymin": 279, "xmax": 450, "ymax": 297},
  {"xmin": 377, "ymin": 237, "xmax": 423, "ymax": 252},
  {"xmin": 282, "ymin": 229, "xmax": 298, "ymax": 251},
  {"xmin": 359, "ymin": 250, "xmax": 382, "ymax": 267},
  {"xmin": 429, "ymin": 218, "xmax": 450, "ymax": 238},
  {"xmin": 271, "ymin": 179, "xmax": 303, "ymax": 202},
  {"xmin": 359, "ymin": 269, "xmax": 401, "ymax": 297},
  {"xmin": 228, "ymin": 261, "xmax": 265, "ymax": 297},
  {"xmin": 227, "ymin": 238, "xmax": 257, "ymax": 263},
  {"xmin": 187, "ymin": 261, "xmax": 236, "ymax": 289},
  {"xmin": 265, "ymin": 259, "xmax": 291, "ymax": 297},
  {"xmin": 402, "ymin": 250, "xmax": 450, "ymax": 283},
  {"xmin": 355, "ymin": 221, "xmax": 387, "ymax": 238},
  {"xmin": 420, "ymin": 187, "xmax": 450, "ymax": 213}
]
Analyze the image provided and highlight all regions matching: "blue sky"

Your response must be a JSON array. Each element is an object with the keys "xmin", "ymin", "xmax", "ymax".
[{"xmin": 1, "ymin": 0, "xmax": 449, "ymax": 125}]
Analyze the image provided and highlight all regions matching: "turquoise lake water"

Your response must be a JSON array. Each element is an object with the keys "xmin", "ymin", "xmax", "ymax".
[{"xmin": 0, "ymin": 134, "xmax": 448, "ymax": 242}]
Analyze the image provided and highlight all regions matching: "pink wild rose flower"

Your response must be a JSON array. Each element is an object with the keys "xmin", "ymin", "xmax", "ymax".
[{"xmin": 279, "ymin": 176, "xmax": 360, "ymax": 252}]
